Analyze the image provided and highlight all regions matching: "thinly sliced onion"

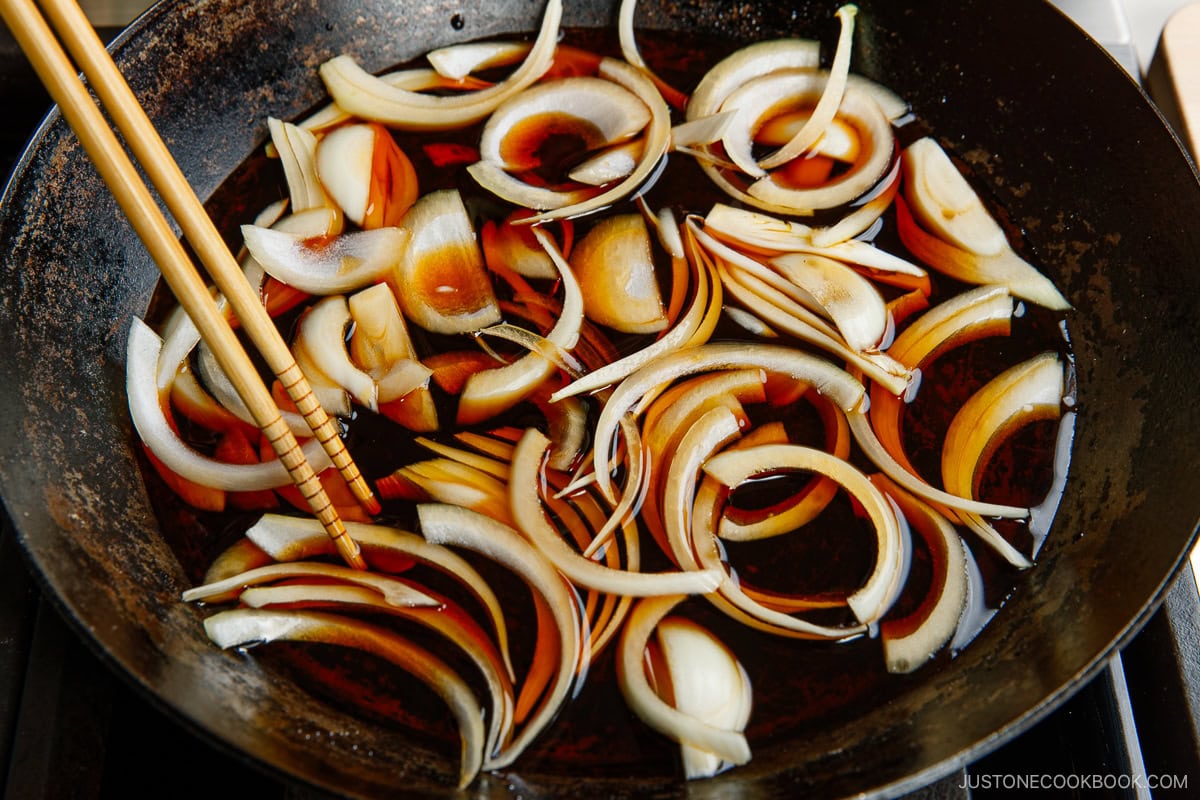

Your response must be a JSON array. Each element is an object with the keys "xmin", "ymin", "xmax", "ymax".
[
  {"xmin": 770, "ymin": 253, "xmax": 889, "ymax": 352},
  {"xmin": 267, "ymin": 118, "xmax": 327, "ymax": 214},
  {"xmin": 704, "ymin": 444, "xmax": 903, "ymax": 624},
  {"xmin": 297, "ymin": 295, "xmax": 378, "ymax": 410},
  {"xmin": 568, "ymin": 139, "xmax": 642, "ymax": 186},
  {"xmin": 757, "ymin": 4, "xmax": 858, "ymax": 171},
  {"xmin": 591, "ymin": 342, "xmax": 866, "ymax": 501},
  {"xmin": 238, "ymin": 581, "xmax": 515, "ymax": 763},
  {"xmin": 204, "ymin": 609, "xmax": 485, "ymax": 788},
  {"xmin": 427, "ymin": 41, "xmax": 532, "ymax": 81},
  {"xmin": 457, "ymin": 228, "xmax": 582, "ymax": 424},
  {"xmin": 896, "ymin": 195, "xmax": 1070, "ymax": 310},
  {"xmin": 318, "ymin": 0, "xmax": 562, "ymax": 130},
  {"xmin": 671, "ymin": 112, "xmax": 736, "ymax": 152},
  {"xmin": 617, "ymin": 595, "xmax": 752, "ymax": 765},
  {"xmin": 652, "ymin": 616, "xmax": 753, "ymax": 780},
  {"xmin": 393, "ymin": 189, "xmax": 501, "ymax": 334},
  {"xmin": 291, "ymin": 337, "xmax": 353, "ymax": 418},
  {"xmin": 417, "ymin": 504, "xmax": 582, "ymax": 769},
  {"xmin": 181, "ymin": 561, "xmax": 440, "ymax": 607},
  {"xmin": 873, "ymin": 475, "xmax": 968, "ymax": 674},
  {"xmin": 244, "ymin": 514, "xmax": 514, "ymax": 679},
  {"xmin": 128, "ymin": 320, "xmax": 330, "ymax": 490},
  {"xmin": 511, "ymin": 429, "xmax": 722, "ymax": 595},
  {"xmin": 550, "ymin": 228, "xmax": 719, "ymax": 400},
  {"xmin": 903, "ymin": 137, "xmax": 1007, "ymax": 257},
  {"xmin": 240, "ymin": 225, "xmax": 409, "ymax": 295},
  {"xmin": 687, "ymin": 39, "xmax": 821, "ymax": 121},
  {"xmin": 478, "ymin": 77, "xmax": 650, "ymax": 171},
  {"xmin": 942, "ymin": 353, "xmax": 1064, "ymax": 569},
  {"xmin": 572, "ymin": 214, "xmax": 667, "ymax": 334},
  {"xmin": 195, "ymin": 341, "xmax": 314, "ymax": 438}
]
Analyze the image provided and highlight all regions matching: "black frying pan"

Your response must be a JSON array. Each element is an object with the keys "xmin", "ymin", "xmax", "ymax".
[{"xmin": 2, "ymin": 0, "xmax": 1199, "ymax": 797}]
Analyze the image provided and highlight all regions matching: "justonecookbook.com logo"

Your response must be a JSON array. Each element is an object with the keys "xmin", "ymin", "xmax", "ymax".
[{"xmin": 960, "ymin": 773, "xmax": 1188, "ymax": 791}]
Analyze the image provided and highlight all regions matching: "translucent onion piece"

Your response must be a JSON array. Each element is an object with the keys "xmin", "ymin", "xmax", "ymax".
[
  {"xmin": 687, "ymin": 39, "xmax": 821, "ymax": 121},
  {"xmin": 297, "ymin": 295, "xmax": 378, "ymax": 410},
  {"xmin": 591, "ymin": 342, "xmax": 866, "ymax": 501},
  {"xmin": 349, "ymin": 282, "xmax": 418, "ymax": 368},
  {"xmin": 873, "ymin": 475, "xmax": 968, "ymax": 674},
  {"xmin": 704, "ymin": 203, "xmax": 926, "ymax": 278},
  {"xmin": 809, "ymin": 156, "xmax": 901, "ymax": 247},
  {"xmin": 464, "ymin": 161, "xmax": 596, "ymax": 211},
  {"xmin": 617, "ymin": 595, "xmax": 751, "ymax": 765},
  {"xmin": 568, "ymin": 139, "xmax": 642, "ymax": 186},
  {"xmin": 654, "ymin": 616, "xmax": 753, "ymax": 779},
  {"xmin": 724, "ymin": 306, "xmax": 778, "ymax": 338},
  {"xmin": 195, "ymin": 341, "xmax": 314, "ymax": 438},
  {"xmin": 941, "ymin": 353, "xmax": 1064, "ymax": 569},
  {"xmin": 572, "ymin": 214, "xmax": 667, "ymax": 334},
  {"xmin": 240, "ymin": 224, "xmax": 409, "ymax": 295},
  {"xmin": 847, "ymin": 409, "xmax": 1028, "ymax": 519},
  {"xmin": 895, "ymin": 194, "xmax": 1070, "ymax": 311},
  {"xmin": 238, "ymin": 582, "xmax": 515, "ymax": 763},
  {"xmin": 550, "ymin": 231, "xmax": 719, "ymax": 400},
  {"xmin": 393, "ymin": 189, "xmax": 501, "ymax": 334},
  {"xmin": 756, "ymin": 4, "xmax": 858, "ymax": 171},
  {"xmin": 267, "ymin": 118, "xmax": 327, "ymax": 214},
  {"xmin": 527, "ymin": 57, "xmax": 672, "ymax": 223},
  {"xmin": 204, "ymin": 609, "xmax": 485, "ymax": 788},
  {"xmin": 903, "ymin": 137, "xmax": 1007, "ymax": 257},
  {"xmin": 703, "ymin": 444, "xmax": 903, "ymax": 624},
  {"xmin": 292, "ymin": 337, "xmax": 353, "ymax": 418},
  {"xmin": 181, "ymin": 561, "xmax": 440, "ymax": 607},
  {"xmin": 127, "ymin": 319, "xmax": 330, "ymax": 490},
  {"xmin": 417, "ymin": 503, "xmax": 582, "ymax": 769},
  {"xmin": 244, "ymin": 513, "xmax": 514, "ymax": 679},
  {"xmin": 478, "ymin": 76, "xmax": 650, "ymax": 171},
  {"xmin": 400, "ymin": 459, "xmax": 514, "ymax": 525},
  {"xmin": 427, "ymin": 41, "xmax": 532, "ymax": 81},
  {"xmin": 670, "ymin": 112, "xmax": 736, "ymax": 151},
  {"xmin": 457, "ymin": 228, "xmax": 582, "ymax": 424},
  {"xmin": 770, "ymin": 252, "xmax": 889, "ymax": 352},
  {"xmin": 318, "ymin": 0, "xmax": 562, "ymax": 130},
  {"xmin": 511, "ymin": 429, "xmax": 722, "ymax": 595}
]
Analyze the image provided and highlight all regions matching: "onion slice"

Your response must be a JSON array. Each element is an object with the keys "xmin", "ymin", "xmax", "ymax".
[
  {"xmin": 296, "ymin": 295, "xmax": 379, "ymax": 410},
  {"xmin": 318, "ymin": 0, "xmax": 562, "ymax": 130},
  {"xmin": 511, "ymin": 429, "xmax": 722, "ymax": 595},
  {"xmin": 127, "ymin": 319, "xmax": 331, "ymax": 490},
  {"xmin": 704, "ymin": 444, "xmax": 904, "ymax": 625},
  {"xmin": 181, "ymin": 561, "xmax": 440, "ymax": 607},
  {"xmin": 204, "ymin": 609, "xmax": 485, "ymax": 788},
  {"xmin": 617, "ymin": 595, "xmax": 752, "ymax": 765},
  {"xmin": 417, "ymin": 503, "xmax": 582, "ymax": 769},
  {"xmin": 240, "ymin": 225, "xmax": 409, "ymax": 295}
]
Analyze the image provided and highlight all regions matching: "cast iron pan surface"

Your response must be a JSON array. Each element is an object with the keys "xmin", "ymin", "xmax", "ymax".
[{"xmin": 2, "ymin": 0, "xmax": 1199, "ymax": 797}]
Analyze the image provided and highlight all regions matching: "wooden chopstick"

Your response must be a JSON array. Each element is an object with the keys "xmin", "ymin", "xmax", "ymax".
[
  {"xmin": 0, "ymin": 0, "xmax": 369, "ymax": 569},
  {"xmin": 34, "ymin": 0, "xmax": 382, "ymax": 520}
]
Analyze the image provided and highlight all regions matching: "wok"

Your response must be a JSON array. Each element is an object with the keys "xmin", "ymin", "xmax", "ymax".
[{"xmin": 1, "ymin": 0, "xmax": 1198, "ymax": 796}]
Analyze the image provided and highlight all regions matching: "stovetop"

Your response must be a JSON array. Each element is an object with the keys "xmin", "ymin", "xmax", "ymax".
[{"xmin": 2, "ymin": 5, "xmax": 1200, "ymax": 800}]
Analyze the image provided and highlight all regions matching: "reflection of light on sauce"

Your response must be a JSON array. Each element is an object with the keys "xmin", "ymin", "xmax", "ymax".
[{"xmin": 1029, "ymin": 410, "xmax": 1076, "ymax": 556}]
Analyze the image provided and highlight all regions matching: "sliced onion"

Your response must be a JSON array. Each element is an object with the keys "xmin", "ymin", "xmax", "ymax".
[
  {"xmin": 617, "ymin": 595, "xmax": 752, "ymax": 765},
  {"xmin": 240, "ymin": 224, "xmax": 409, "ymax": 295},
  {"xmin": 942, "ymin": 352, "xmax": 1064, "ymax": 569},
  {"xmin": 316, "ymin": 122, "xmax": 418, "ymax": 228},
  {"xmin": 591, "ymin": 342, "xmax": 866, "ymax": 501},
  {"xmin": 127, "ymin": 319, "xmax": 330, "ymax": 490},
  {"xmin": 244, "ymin": 513, "xmax": 514, "ymax": 679},
  {"xmin": 572, "ymin": 213, "xmax": 667, "ymax": 334},
  {"xmin": 204, "ymin": 609, "xmax": 485, "ymax": 788},
  {"xmin": 267, "ymin": 118, "xmax": 327, "ymax": 214},
  {"xmin": 873, "ymin": 474, "xmax": 968, "ymax": 674},
  {"xmin": 296, "ymin": 295, "xmax": 378, "ymax": 410},
  {"xmin": 757, "ymin": 4, "xmax": 858, "ymax": 171},
  {"xmin": 181, "ymin": 561, "xmax": 439, "ymax": 606},
  {"xmin": 652, "ymin": 616, "xmax": 753, "ymax": 780},
  {"xmin": 770, "ymin": 253, "xmax": 889, "ymax": 352},
  {"xmin": 903, "ymin": 137, "xmax": 1007, "ymax": 257},
  {"xmin": 393, "ymin": 189, "xmax": 501, "ymax": 334},
  {"xmin": 427, "ymin": 41, "xmax": 532, "ymax": 81},
  {"xmin": 704, "ymin": 444, "xmax": 903, "ymax": 625},
  {"xmin": 511, "ymin": 429, "xmax": 722, "ymax": 595},
  {"xmin": 417, "ymin": 503, "xmax": 582, "ymax": 769},
  {"xmin": 318, "ymin": 0, "xmax": 562, "ymax": 130},
  {"xmin": 687, "ymin": 39, "xmax": 821, "ymax": 121},
  {"xmin": 195, "ymin": 341, "xmax": 314, "ymax": 438},
  {"xmin": 569, "ymin": 139, "xmax": 642, "ymax": 186}
]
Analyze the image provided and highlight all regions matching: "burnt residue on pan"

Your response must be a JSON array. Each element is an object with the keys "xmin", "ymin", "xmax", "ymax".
[{"xmin": 1, "ymin": 1, "xmax": 1199, "ymax": 798}]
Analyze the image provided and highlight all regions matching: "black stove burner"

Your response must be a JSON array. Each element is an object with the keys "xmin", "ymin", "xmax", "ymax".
[{"xmin": 1, "ymin": 16, "xmax": 1198, "ymax": 800}]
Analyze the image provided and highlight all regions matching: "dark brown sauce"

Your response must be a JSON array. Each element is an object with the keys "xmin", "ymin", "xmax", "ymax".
[{"xmin": 141, "ymin": 26, "xmax": 1075, "ymax": 778}]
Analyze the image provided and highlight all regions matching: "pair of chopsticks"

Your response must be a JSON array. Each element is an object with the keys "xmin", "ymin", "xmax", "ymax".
[{"xmin": 0, "ymin": 0, "xmax": 376, "ymax": 569}]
